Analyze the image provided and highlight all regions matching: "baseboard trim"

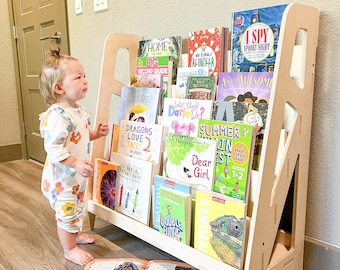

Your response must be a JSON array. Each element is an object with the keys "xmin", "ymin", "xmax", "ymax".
[{"xmin": 0, "ymin": 144, "xmax": 22, "ymax": 162}]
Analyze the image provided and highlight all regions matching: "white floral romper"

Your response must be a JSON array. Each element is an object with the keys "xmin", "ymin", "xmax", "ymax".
[{"xmin": 39, "ymin": 104, "xmax": 91, "ymax": 233}]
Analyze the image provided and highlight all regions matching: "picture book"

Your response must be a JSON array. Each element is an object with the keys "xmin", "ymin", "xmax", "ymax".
[
  {"xmin": 194, "ymin": 189, "xmax": 247, "ymax": 269},
  {"xmin": 174, "ymin": 66, "xmax": 209, "ymax": 99},
  {"xmin": 212, "ymin": 101, "xmax": 269, "ymax": 171},
  {"xmin": 153, "ymin": 175, "xmax": 192, "ymax": 232},
  {"xmin": 117, "ymin": 119, "xmax": 165, "ymax": 175},
  {"xmin": 186, "ymin": 75, "xmax": 217, "ymax": 100},
  {"xmin": 139, "ymin": 36, "xmax": 182, "ymax": 86},
  {"xmin": 163, "ymin": 133, "xmax": 217, "ymax": 190},
  {"xmin": 117, "ymin": 86, "xmax": 161, "ymax": 124},
  {"xmin": 162, "ymin": 98, "xmax": 213, "ymax": 137},
  {"xmin": 188, "ymin": 27, "xmax": 228, "ymax": 77},
  {"xmin": 217, "ymin": 72, "xmax": 273, "ymax": 102},
  {"xmin": 93, "ymin": 158, "xmax": 120, "ymax": 210},
  {"xmin": 111, "ymin": 152, "xmax": 154, "ymax": 225},
  {"xmin": 85, "ymin": 258, "xmax": 197, "ymax": 270},
  {"xmin": 231, "ymin": 4, "xmax": 288, "ymax": 72},
  {"xmin": 197, "ymin": 119, "xmax": 256, "ymax": 201},
  {"xmin": 159, "ymin": 186, "xmax": 192, "ymax": 245},
  {"xmin": 136, "ymin": 56, "xmax": 173, "ymax": 98}
]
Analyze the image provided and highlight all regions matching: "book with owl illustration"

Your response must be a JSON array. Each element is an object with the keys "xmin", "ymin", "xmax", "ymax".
[
  {"xmin": 162, "ymin": 97, "xmax": 213, "ymax": 137},
  {"xmin": 188, "ymin": 26, "xmax": 228, "ymax": 78},
  {"xmin": 194, "ymin": 189, "xmax": 247, "ymax": 269},
  {"xmin": 231, "ymin": 4, "xmax": 288, "ymax": 72},
  {"xmin": 111, "ymin": 152, "xmax": 154, "ymax": 225},
  {"xmin": 116, "ymin": 119, "xmax": 166, "ymax": 176},
  {"xmin": 163, "ymin": 133, "xmax": 217, "ymax": 191},
  {"xmin": 93, "ymin": 158, "xmax": 120, "ymax": 210},
  {"xmin": 117, "ymin": 86, "xmax": 162, "ymax": 124},
  {"xmin": 159, "ymin": 186, "xmax": 192, "ymax": 245},
  {"xmin": 197, "ymin": 119, "xmax": 255, "ymax": 201}
]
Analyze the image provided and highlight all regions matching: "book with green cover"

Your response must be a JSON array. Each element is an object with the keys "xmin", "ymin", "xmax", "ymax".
[
  {"xmin": 159, "ymin": 186, "xmax": 192, "ymax": 245},
  {"xmin": 197, "ymin": 119, "xmax": 255, "ymax": 201}
]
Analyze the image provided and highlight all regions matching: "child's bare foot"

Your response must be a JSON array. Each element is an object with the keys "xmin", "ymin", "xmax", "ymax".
[
  {"xmin": 76, "ymin": 233, "xmax": 95, "ymax": 244},
  {"xmin": 64, "ymin": 245, "xmax": 94, "ymax": 266}
]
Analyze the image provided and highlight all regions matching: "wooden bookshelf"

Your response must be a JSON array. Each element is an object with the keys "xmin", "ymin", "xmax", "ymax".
[{"xmin": 84, "ymin": 3, "xmax": 319, "ymax": 269}]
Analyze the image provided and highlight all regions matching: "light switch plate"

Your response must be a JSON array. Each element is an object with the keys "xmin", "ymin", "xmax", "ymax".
[
  {"xmin": 75, "ymin": 0, "xmax": 83, "ymax": 15},
  {"xmin": 94, "ymin": 0, "xmax": 109, "ymax": 12}
]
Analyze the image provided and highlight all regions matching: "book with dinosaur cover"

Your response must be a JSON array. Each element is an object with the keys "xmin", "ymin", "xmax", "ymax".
[
  {"xmin": 197, "ymin": 119, "xmax": 255, "ymax": 201},
  {"xmin": 111, "ymin": 152, "xmax": 154, "ymax": 225},
  {"xmin": 153, "ymin": 175, "xmax": 192, "ymax": 232},
  {"xmin": 163, "ymin": 133, "xmax": 217, "ymax": 191},
  {"xmin": 159, "ymin": 186, "xmax": 192, "ymax": 245},
  {"xmin": 188, "ymin": 26, "xmax": 228, "ymax": 77},
  {"xmin": 194, "ymin": 189, "xmax": 247, "ymax": 269},
  {"xmin": 117, "ymin": 86, "xmax": 161, "ymax": 124},
  {"xmin": 85, "ymin": 258, "xmax": 197, "ymax": 270},
  {"xmin": 162, "ymin": 97, "xmax": 213, "ymax": 137},
  {"xmin": 93, "ymin": 158, "xmax": 120, "ymax": 210},
  {"xmin": 231, "ymin": 4, "xmax": 288, "ymax": 72},
  {"xmin": 217, "ymin": 72, "xmax": 273, "ymax": 102}
]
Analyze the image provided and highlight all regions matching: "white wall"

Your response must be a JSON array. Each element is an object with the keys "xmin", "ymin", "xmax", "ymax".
[{"xmin": 66, "ymin": 0, "xmax": 340, "ymax": 250}]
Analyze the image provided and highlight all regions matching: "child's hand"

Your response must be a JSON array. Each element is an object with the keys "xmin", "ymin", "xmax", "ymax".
[
  {"xmin": 96, "ymin": 123, "xmax": 109, "ymax": 138},
  {"xmin": 75, "ymin": 160, "xmax": 94, "ymax": 177}
]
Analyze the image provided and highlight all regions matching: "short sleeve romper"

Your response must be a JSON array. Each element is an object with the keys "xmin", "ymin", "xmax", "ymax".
[{"xmin": 39, "ymin": 104, "xmax": 91, "ymax": 233}]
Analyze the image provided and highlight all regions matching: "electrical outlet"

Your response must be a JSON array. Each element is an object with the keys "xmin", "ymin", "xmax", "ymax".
[{"xmin": 94, "ymin": 0, "xmax": 108, "ymax": 12}]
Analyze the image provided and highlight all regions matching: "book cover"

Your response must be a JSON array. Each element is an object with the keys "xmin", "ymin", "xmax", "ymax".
[
  {"xmin": 231, "ymin": 4, "xmax": 288, "ymax": 72},
  {"xmin": 139, "ymin": 36, "xmax": 182, "ymax": 86},
  {"xmin": 197, "ymin": 119, "xmax": 255, "ymax": 201},
  {"xmin": 117, "ymin": 86, "xmax": 161, "ymax": 124},
  {"xmin": 162, "ymin": 98, "xmax": 213, "ymax": 137},
  {"xmin": 85, "ymin": 258, "xmax": 197, "ymax": 270},
  {"xmin": 117, "ymin": 119, "xmax": 165, "ymax": 175},
  {"xmin": 175, "ymin": 66, "xmax": 209, "ymax": 99},
  {"xmin": 163, "ymin": 133, "xmax": 217, "ymax": 190},
  {"xmin": 213, "ymin": 101, "xmax": 268, "ymax": 171},
  {"xmin": 93, "ymin": 158, "xmax": 120, "ymax": 210},
  {"xmin": 136, "ymin": 56, "xmax": 173, "ymax": 98},
  {"xmin": 217, "ymin": 72, "xmax": 273, "ymax": 102},
  {"xmin": 153, "ymin": 175, "xmax": 192, "ymax": 232},
  {"xmin": 188, "ymin": 27, "xmax": 228, "ymax": 77},
  {"xmin": 194, "ymin": 189, "xmax": 247, "ymax": 269},
  {"xmin": 111, "ymin": 152, "xmax": 154, "ymax": 225},
  {"xmin": 159, "ymin": 186, "xmax": 192, "ymax": 245},
  {"xmin": 186, "ymin": 76, "xmax": 217, "ymax": 100}
]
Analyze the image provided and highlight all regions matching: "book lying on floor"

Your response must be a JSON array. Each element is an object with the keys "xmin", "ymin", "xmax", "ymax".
[{"xmin": 85, "ymin": 258, "xmax": 197, "ymax": 270}]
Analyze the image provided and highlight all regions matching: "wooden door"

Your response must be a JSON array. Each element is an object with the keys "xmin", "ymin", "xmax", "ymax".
[{"xmin": 12, "ymin": 0, "xmax": 69, "ymax": 163}]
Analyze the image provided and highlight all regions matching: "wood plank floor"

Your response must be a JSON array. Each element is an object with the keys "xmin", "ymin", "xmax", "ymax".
[{"xmin": 0, "ymin": 159, "xmax": 178, "ymax": 270}]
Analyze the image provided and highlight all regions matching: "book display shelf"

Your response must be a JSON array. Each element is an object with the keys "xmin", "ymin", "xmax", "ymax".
[{"xmin": 84, "ymin": 3, "xmax": 319, "ymax": 269}]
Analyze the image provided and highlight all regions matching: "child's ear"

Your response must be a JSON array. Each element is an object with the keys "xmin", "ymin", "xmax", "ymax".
[{"xmin": 54, "ymin": 83, "xmax": 64, "ymax": 94}]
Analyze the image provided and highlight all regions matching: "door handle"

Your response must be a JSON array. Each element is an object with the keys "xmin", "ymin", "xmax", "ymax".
[{"xmin": 40, "ymin": 32, "xmax": 61, "ymax": 43}]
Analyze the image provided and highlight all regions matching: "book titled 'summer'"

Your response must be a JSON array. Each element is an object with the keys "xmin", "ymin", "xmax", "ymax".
[
  {"xmin": 117, "ymin": 86, "xmax": 161, "ymax": 124},
  {"xmin": 194, "ymin": 189, "xmax": 247, "ymax": 269},
  {"xmin": 163, "ymin": 133, "xmax": 217, "ymax": 190},
  {"xmin": 159, "ymin": 186, "xmax": 192, "ymax": 245},
  {"xmin": 111, "ymin": 152, "xmax": 154, "ymax": 225},
  {"xmin": 231, "ymin": 4, "xmax": 288, "ymax": 72},
  {"xmin": 162, "ymin": 97, "xmax": 213, "ymax": 137},
  {"xmin": 198, "ymin": 119, "xmax": 255, "ymax": 201}
]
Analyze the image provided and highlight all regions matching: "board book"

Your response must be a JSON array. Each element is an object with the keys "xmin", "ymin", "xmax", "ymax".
[
  {"xmin": 163, "ymin": 133, "xmax": 217, "ymax": 190},
  {"xmin": 85, "ymin": 258, "xmax": 197, "ymax": 270},
  {"xmin": 162, "ymin": 97, "xmax": 213, "ymax": 137},
  {"xmin": 217, "ymin": 72, "xmax": 273, "ymax": 102},
  {"xmin": 159, "ymin": 186, "xmax": 192, "ymax": 245},
  {"xmin": 111, "ymin": 152, "xmax": 154, "ymax": 225},
  {"xmin": 93, "ymin": 158, "xmax": 120, "ymax": 210},
  {"xmin": 197, "ymin": 119, "xmax": 255, "ymax": 201},
  {"xmin": 231, "ymin": 4, "xmax": 288, "ymax": 72},
  {"xmin": 194, "ymin": 189, "xmax": 247, "ymax": 269}
]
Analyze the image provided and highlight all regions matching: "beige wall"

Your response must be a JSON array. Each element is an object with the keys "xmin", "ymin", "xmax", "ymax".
[{"xmin": 2, "ymin": 0, "xmax": 340, "ymax": 258}]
